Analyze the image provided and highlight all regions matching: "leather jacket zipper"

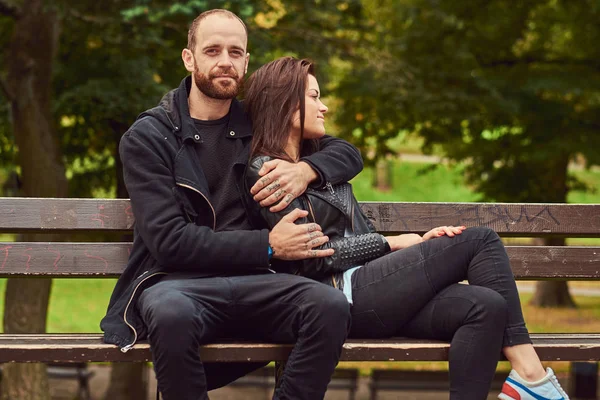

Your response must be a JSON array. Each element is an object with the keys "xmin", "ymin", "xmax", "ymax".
[
  {"xmin": 176, "ymin": 182, "xmax": 216, "ymax": 231},
  {"xmin": 306, "ymin": 197, "xmax": 317, "ymax": 222},
  {"xmin": 121, "ymin": 271, "xmax": 168, "ymax": 353},
  {"xmin": 325, "ymin": 182, "xmax": 335, "ymax": 195}
]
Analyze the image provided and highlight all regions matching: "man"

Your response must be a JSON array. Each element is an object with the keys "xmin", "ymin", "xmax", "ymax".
[{"xmin": 100, "ymin": 9, "xmax": 364, "ymax": 400}]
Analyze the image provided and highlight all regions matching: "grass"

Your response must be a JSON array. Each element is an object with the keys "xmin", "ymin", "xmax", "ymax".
[
  {"xmin": 351, "ymin": 162, "xmax": 479, "ymax": 202},
  {"xmin": 352, "ymin": 159, "xmax": 600, "ymax": 204},
  {"xmin": 0, "ymin": 278, "xmax": 116, "ymax": 333}
]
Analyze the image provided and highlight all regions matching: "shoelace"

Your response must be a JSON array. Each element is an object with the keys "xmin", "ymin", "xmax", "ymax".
[{"xmin": 550, "ymin": 374, "xmax": 569, "ymax": 399}]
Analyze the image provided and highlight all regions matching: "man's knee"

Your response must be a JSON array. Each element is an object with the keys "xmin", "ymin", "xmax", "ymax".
[
  {"xmin": 307, "ymin": 285, "xmax": 351, "ymax": 327},
  {"xmin": 139, "ymin": 283, "xmax": 196, "ymax": 333}
]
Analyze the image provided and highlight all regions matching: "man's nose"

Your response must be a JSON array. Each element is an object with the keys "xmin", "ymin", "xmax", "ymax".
[{"xmin": 216, "ymin": 52, "xmax": 234, "ymax": 67}]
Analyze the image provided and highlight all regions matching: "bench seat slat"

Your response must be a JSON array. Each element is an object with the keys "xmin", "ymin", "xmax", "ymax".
[
  {"xmin": 0, "ymin": 243, "xmax": 598, "ymax": 279},
  {"xmin": 0, "ymin": 334, "xmax": 598, "ymax": 363},
  {"xmin": 1, "ymin": 198, "xmax": 600, "ymax": 236}
]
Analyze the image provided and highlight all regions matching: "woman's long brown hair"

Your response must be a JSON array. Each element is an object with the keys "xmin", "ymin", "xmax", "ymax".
[{"xmin": 244, "ymin": 56, "xmax": 320, "ymax": 161}]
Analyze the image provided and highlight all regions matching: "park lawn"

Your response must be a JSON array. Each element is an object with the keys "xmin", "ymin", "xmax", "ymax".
[
  {"xmin": 0, "ymin": 278, "xmax": 116, "ymax": 333},
  {"xmin": 352, "ymin": 161, "xmax": 600, "ymax": 204}
]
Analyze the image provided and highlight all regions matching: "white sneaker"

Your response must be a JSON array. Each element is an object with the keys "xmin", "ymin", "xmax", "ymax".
[{"xmin": 498, "ymin": 367, "xmax": 569, "ymax": 400}]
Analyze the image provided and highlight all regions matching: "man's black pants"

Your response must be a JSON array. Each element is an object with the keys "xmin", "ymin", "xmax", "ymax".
[{"xmin": 138, "ymin": 273, "xmax": 351, "ymax": 400}]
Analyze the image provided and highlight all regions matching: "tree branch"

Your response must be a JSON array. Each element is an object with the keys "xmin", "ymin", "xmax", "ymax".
[
  {"xmin": 0, "ymin": 0, "xmax": 21, "ymax": 18},
  {"xmin": 478, "ymin": 56, "xmax": 600, "ymax": 70},
  {"xmin": 68, "ymin": 9, "xmax": 180, "ymax": 31}
]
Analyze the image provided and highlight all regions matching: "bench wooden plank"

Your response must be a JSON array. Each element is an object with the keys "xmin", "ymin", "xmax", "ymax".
[
  {"xmin": 0, "ymin": 242, "xmax": 598, "ymax": 279},
  {"xmin": 0, "ymin": 198, "xmax": 134, "ymax": 232},
  {"xmin": 1, "ymin": 199, "xmax": 600, "ymax": 236},
  {"xmin": 360, "ymin": 202, "xmax": 600, "ymax": 237},
  {"xmin": 0, "ymin": 334, "xmax": 598, "ymax": 363}
]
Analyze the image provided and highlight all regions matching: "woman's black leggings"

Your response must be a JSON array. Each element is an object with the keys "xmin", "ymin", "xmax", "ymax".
[{"xmin": 349, "ymin": 227, "xmax": 531, "ymax": 399}]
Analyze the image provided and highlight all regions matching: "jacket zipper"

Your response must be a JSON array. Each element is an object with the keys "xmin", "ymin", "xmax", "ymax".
[
  {"xmin": 176, "ymin": 182, "xmax": 216, "ymax": 231},
  {"xmin": 121, "ymin": 271, "xmax": 168, "ymax": 353},
  {"xmin": 306, "ymin": 197, "xmax": 317, "ymax": 222},
  {"xmin": 325, "ymin": 182, "xmax": 334, "ymax": 195}
]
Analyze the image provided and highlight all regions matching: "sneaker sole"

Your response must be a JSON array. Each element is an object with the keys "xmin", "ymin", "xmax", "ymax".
[{"xmin": 498, "ymin": 394, "xmax": 518, "ymax": 400}]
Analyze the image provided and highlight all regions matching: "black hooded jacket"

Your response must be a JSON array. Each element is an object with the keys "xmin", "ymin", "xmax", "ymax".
[{"xmin": 100, "ymin": 76, "xmax": 363, "ymax": 351}]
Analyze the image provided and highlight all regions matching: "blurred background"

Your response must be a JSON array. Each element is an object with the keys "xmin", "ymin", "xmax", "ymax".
[{"xmin": 0, "ymin": 0, "xmax": 599, "ymax": 399}]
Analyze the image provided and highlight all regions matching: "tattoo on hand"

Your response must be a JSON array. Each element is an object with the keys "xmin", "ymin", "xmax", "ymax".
[
  {"xmin": 307, "ymin": 224, "xmax": 317, "ymax": 233},
  {"xmin": 284, "ymin": 193, "xmax": 294, "ymax": 204},
  {"xmin": 267, "ymin": 180, "xmax": 281, "ymax": 192}
]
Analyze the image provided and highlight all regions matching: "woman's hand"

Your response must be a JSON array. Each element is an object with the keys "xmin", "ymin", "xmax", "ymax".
[
  {"xmin": 385, "ymin": 234, "xmax": 424, "ymax": 251},
  {"xmin": 422, "ymin": 226, "xmax": 466, "ymax": 241}
]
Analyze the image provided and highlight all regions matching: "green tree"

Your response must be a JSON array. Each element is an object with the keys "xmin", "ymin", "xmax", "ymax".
[
  {"xmin": 0, "ymin": 1, "xmax": 365, "ymax": 398},
  {"xmin": 334, "ymin": 0, "xmax": 600, "ymax": 307}
]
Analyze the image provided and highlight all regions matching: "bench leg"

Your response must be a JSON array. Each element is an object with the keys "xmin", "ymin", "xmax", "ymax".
[{"xmin": 570, "ymin": 362, "xmax": 598, "ymax": 399}]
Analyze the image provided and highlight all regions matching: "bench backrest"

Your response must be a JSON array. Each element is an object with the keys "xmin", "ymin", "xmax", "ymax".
[{"xmin": 0, "ymin": 198, "xmax": 598, "ymax": 279}]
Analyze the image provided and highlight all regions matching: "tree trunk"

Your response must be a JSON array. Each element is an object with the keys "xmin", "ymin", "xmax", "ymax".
[
  {"xmin": 529, "ymin": 237, "xmax": 576, "ymax": 308},
  {"xmin": 525, "ymin": 154, "xmax": 576, "ymax": 308},
  {"xmin": 373, "ymin": 158, "xmax": 392, "ymax": 191},
  {"xmin": 103, "ymin": 363, "xmax": 149, "ymax": 400},
  {"xmin": 103, "ymin": 122, "xmax": 149, "ymax": 400},
  {"xmin": 2, "ymin": 2, "xmax": 65, "ymax": 400}
]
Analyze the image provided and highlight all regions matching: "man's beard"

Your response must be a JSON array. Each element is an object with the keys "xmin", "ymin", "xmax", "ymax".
[{"xmin": 194, "ymin": 66, "xmax": 243, "ymax": 100}]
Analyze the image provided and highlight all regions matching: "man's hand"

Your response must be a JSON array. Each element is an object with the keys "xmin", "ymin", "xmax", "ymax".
[
  {"xmin": 251, "ymin": 160, "xmax": 318, "ymax": 212},
  {"xmin": 269, "ymin": 209, "xmax": 334, "ymax": 260},
  {"xmin": 422, "ymin": 226, "xmax": 466, "ymax": 241}
]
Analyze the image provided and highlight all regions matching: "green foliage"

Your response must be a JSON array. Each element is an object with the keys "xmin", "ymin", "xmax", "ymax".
[
  {"xmin": 0, "ymin": 1, "xmax": 365, "ymax": 198},
  {"xmin": 334, "ymin": 0, "xmax": 600, "ymax": 202}
]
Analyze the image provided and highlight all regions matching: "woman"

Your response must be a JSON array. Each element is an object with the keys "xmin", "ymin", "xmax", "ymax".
[{"xmin": 243, "ymin": 57, "xmax": 569, "ymax": 400}]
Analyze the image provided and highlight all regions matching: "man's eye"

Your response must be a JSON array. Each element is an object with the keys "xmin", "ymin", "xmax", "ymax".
[{"xmin": 206, "ymin": 49, "xmax": 218, "ymax": 55}]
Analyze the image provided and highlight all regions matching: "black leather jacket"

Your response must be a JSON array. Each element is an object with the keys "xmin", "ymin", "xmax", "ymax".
[{"xmin": 244, "ymin": 156, "xmax": 390, "ymax": 288}]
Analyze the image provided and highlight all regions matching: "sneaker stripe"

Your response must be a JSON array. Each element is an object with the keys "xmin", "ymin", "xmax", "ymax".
[
  {"xmin": 506, "ymin": 377, "xmax": 564, "ymax": 400},
  {"xmin": 502, "ymin": 382, "xmax": 522, "ymax": 400}
]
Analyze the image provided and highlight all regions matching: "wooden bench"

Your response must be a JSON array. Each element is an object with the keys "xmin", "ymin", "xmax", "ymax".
[{"xmin": 1, "ymin": 198, "xmax": 599, "ymax": 394}]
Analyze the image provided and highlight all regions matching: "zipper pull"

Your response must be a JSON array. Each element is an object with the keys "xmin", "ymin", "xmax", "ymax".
[
  {"xmin": 121, "ymin": 344, "xmax": 134, "ymax": 353},
  {"xmin": 325, "ymin": 182, "xmax": 334, "ymax": 195}
]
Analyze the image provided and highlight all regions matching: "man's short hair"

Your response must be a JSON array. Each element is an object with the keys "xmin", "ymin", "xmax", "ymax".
[{"xmin": 187, "ymin": 9, "xmax": 248, "ymax": 51}]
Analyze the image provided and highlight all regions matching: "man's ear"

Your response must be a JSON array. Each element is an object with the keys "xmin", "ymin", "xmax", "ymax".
[
  {"xmin": 182, "ymin": 48, "xmax": 195, "ymax": 73},
  {"xmin": 245, "ymin": 53, "xmax": 250, "ymax": 75}
]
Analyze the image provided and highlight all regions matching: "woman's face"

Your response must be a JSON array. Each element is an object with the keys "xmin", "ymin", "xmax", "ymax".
[{"xmin": 292, "ymin": 74, "xmax": 328, "ymax": 139}]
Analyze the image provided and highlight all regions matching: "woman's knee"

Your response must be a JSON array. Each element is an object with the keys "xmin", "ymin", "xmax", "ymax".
[
  {"xmin": 465, "ymin": 226, "xmax": 500, "ymax": 242},
  {"xmin": 468, "ymin": 287, "xmax": 508, "ymax": 327}
]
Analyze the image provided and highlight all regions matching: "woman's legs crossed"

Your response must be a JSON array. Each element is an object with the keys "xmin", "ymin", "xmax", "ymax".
[
  {"xmin": 350, "ymin": 226, "xmax": 528, "ymax": 341},
  {"xmin": 348, "ymin": 226, "xmax": 545, "ymax": 396},
  {"xmin": 400, "ymin": 284, "xmax": 507, "ymax": 400}
]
